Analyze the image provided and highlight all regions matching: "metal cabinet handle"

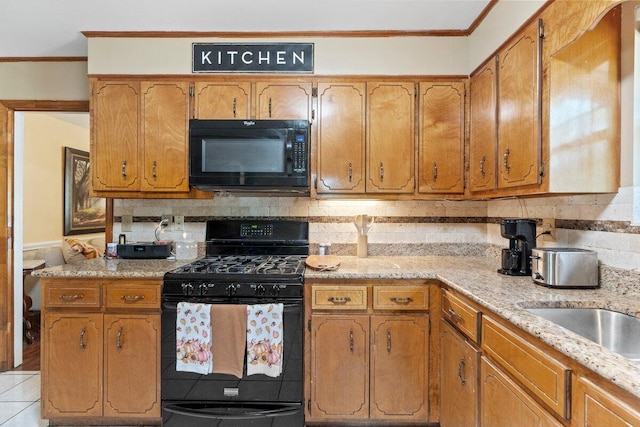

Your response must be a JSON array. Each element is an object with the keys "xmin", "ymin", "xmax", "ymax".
[
  {"xmin": 120, "ymin": 294, "xmax": 145, "ymax": 302},
  {"xmin": 268, "ymin": 98, "xmax": 272, "ymax": 118},
  {"xmin": 379, "ymin": 162, "xmax": 384, "ymax": 181},
  {"xmin": 80, "ymin": 326, "xmax": 86, "ymax": 351},
  {"xmin": 116, "ymin": 327, "xmax": 123, "ymax": 351},
  {"xmin": 152, "ymin": 160, "xmax": 157, "ymax": 178},
  {"xmin": 480, "ymin": 155, "xmax": 486, "ymax": 178},
  {"xmin": 59, "ymin": 294, "xmax": 84, "ymax": 301},
  {"xmin": 448, "ymin": 307, "xmax": 463, "ymax": 321},
  {"xmin": 458, "ymin": 358, "xmax": 466, "ymax": 385},
  {"xmin": 349, "ymin": 329, "xmax": 354, "ymax": 352},
  {"xmin": 121, "ymin": 160, "xmax": 127, "ymax": 178},
  {"xmin": 433, "ymin": 162, "xmax": 438, "ymax": 182},
  {"xmin": 327, "ymin": 296, "xmax": 351, "ymax": 304},
  {"xmin": 387, "ymin": 329, "xmax": 392, "ymax": 353},
  {"xmin": 503, "ymin": 148, "xmax": 511, "ymax": 173},
  {"xmin": 232, "ymin": 97, "xmax": 237, "ymax": 118},
  {"xmin": 348, "ymin": 162, "xmax": 353, "ymax": 183},
  {"xmin": 389, "ymin": 297, "xmax": 413, "ymax": 304}
]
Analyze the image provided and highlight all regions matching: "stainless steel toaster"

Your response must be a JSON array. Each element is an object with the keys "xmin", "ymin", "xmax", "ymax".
[{"xmin": 530, "ymin": 248, "xmax": 598, "ymax": 288}]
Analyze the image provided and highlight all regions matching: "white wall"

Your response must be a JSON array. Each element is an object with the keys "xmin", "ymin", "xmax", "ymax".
[
  {"xmin": 22, "ymin": 112, "xmax": 101, "ymax": 248},
  {"xmin": 0, "ymin": 61, "xmax": 89, "ymax": 100}
]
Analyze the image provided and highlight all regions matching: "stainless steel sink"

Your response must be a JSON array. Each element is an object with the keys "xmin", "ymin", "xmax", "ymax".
[{"xmin": 525, "ymin": 307, "xmax": 640, "ymax": 363}]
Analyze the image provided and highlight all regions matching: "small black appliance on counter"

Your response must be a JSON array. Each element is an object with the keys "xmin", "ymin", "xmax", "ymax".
[{"xmin": 498, "ymin": 219, "xmax": 537, "ymax": 276}]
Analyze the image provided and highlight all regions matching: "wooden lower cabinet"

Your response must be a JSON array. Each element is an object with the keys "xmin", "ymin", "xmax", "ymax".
[
  {"xmin": 439, "ymin": 319, "xmax": 480, "ymax": 427},
  {"xmin": 574, "ymin": 377, "xmax": 640, "ymax": 427},
  {"xmin": 41, "ymin": 278, "xmax": 161, "ymax": 425},
  {"xmin": 309, "ymin": 313, "xmax": 428, "ymax": 423},
  {"xmin": 480, "ymin": 357, "xmax": 563, "ymax": 427},
  {"xmin": 42, "ymin": 313, "xmax": 103, "ymax": 417},
  {"xmin": 307, "ymin": 281, "xmax": 430, "ymax": 424},
  {"xmin": 103, "ymin": 314, "xmax": 161, "ymax": 417},
  {"xmin": 310, "ymin": 315, "xmax": 369, "ymax": 420}
]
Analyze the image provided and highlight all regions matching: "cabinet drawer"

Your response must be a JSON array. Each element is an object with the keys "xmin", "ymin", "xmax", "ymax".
[
  {"xmin": 373, "ymin": 285, "xmax": 428, "ymax": 311},
  {"xmin": 481, "ymin": 315, "xmax": 571, "ymax": 419},
  {"xmin": 44, "ymin": 284, "xmax": 102, "ymax": 308},
  {"xmin": 311, "ymin": 286, "xmax": 367, "ymax": 310},
  {"xmin": 105, "ymin": 284, "xmax": 161, "ymax": 309},
  {"xmin": 441, "ymin": 289, "xmax": 481, "ymax": 343}
]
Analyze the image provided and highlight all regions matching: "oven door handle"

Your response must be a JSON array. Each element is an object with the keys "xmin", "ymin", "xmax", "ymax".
[{"xmin": 163, "ymin": 403, "xmax": 302, "ymax": 420}]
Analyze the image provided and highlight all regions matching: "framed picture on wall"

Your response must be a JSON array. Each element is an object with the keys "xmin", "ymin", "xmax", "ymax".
[{"xmin": 63, "ymin": 147, "xmax": 106, "ymax": 235}]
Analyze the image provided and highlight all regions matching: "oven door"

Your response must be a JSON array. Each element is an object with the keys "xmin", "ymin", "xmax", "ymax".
[{"xmin": 161, "ymin": 297, "xmax": 303, "ymax": 426}]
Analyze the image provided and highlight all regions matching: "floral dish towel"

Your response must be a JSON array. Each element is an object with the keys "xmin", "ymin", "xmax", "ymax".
[
  {"xmin": 246, "ymin": 303, "xmax": 284, "ymax": 377},
  {"xmin": 176, "ymin": 302, "xmax": 213, "ymax": 374}
]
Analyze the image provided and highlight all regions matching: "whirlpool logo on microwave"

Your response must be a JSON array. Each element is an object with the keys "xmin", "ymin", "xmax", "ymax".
[{"xmin": 243, "ymin": 121, "xmax": 256, "ymax": 127}]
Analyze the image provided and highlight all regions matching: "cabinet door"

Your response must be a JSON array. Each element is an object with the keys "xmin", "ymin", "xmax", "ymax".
[
  {"xmin": 469, "ymin": 57, "xmax": 498, "ymax": 192},
  {"xmin": 316, "ymin": 82, "xmax": 366, "ymax": 193},
  {"xmin": 91, "ymin": 80, "xmax": 140, "ymax": 191},
  {"xmin": 370, "ymin": 315, "xmax": 429, "ymax": 420},
  {"xmin": 574, "ymin": 377, "xmax": 640, "ymax": 427},
  {"xmin": 480, "ymin": 357, "xmax": 563, "ymax": 427},
  {"xmin": 418, "ymin": 81, "xmax": 465, "ymax": 194},
  {"xmin": 104, "ymin": 314, "xmax": 161, "ymax": 417},
  {"xmin": 140, "ymin": 81, "xmax": 190, "ymax": 192},
  {"xmin": 310, "ymin": 315, "xmax": 369, "ymax": 420},
  {"xmin": 255, "ymin": 82, "xmax": 312, "ymax": 120},
  {"xmin": 440, "ymin": 320, "xmax": 480, "ymax": 427},
  {"xmin": 42, "ymin": 313, "xmax": 103, "ymax": 418},
  {"xmin": 366, "ymin": 82, "xmax": 415, "ymax": 193},
  {"xmin": 194, "ymin": 82, "xmax": 251, "ymax": 119},
  {"xmin": 497, "ymin": 19, "xmax": 542, "ymax": 188}
]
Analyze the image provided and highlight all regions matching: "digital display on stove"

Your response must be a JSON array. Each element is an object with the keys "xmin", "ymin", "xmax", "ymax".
[{"xmin": 241, "ymin": 223, "xmax": 273, "ymax": 237}]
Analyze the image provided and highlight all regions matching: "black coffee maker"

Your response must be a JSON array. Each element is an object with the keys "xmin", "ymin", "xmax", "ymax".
[{"xmin": 498, "ymin": 219, "xmax": 537, "ymax": 276}]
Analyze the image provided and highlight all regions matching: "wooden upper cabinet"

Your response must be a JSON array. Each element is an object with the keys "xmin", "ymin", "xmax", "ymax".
[
  {"xmin": 469, "ymin": 57, "xmax": 498, "ymax": 193},
  {"xmin": 141, "ymin": 81, "xmax": 190, "ymax": 192},
  {"xmin": 497, "ymin": 19, "xmax": 543, "ymax": 189},
  {"xmin": 366, "ymin": 82, "xmax": 415, "ymax": 193},
  {"xmin": 418, "ymin": 81, "xmax": 465, "ymax": 194},
  {"xmin": 91, "ymin": 80, "xmax": 140, "ymax": 192},
  {"xmin": 255, "ymin": 82, "xmax": 312, "ymax": 120},
  {"xmin": 316, "ymin": 82, "xmax": 366, "ymax": 194},
  {"xmin": 193, "ymin": 82, "xmax": 251, "ymax": 119}
]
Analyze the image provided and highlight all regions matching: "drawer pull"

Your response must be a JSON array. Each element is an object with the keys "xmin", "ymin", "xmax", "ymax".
[
  {"xmin": 116, "ymin": 327, "xmax": 123, "ymax": 351},
  {"xmin": 120, "ymin": 294, "xmax": 145, "ymax": 302},
  {"xmin": 390, "ymin": 297, "xmax": 414, "ymax": 304},
  {"xmin": 327, "ymin": 296, "xmax": 351, "ymax": 304},
  {"xmin": 80, "ymin": 326, "xmax": 86, "ymax": 351},
  {"xmin": 458, "ymin": 358, "xmax": 466, "ymax": 385},
  {"xmin": 448, "ymin": 307, "xmax": 463, "ymax": 321},
  {"xmin": 59, "ymin": 293, "xmax": 84, "ymax": 301}
]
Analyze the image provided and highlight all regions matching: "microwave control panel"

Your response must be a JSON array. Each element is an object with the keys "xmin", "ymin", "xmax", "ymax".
[{"xmin": 292, "ymin": 131, "xmax": 308, "ymax": 174}]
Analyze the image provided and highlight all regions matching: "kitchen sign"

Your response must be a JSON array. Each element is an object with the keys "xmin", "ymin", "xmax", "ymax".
[{"xmin": 193, "ymin": 43, "xmax": 314, "ymax": 73}]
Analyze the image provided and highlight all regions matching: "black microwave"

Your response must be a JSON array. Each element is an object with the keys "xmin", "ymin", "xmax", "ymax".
[{"xmin": 189, "ymin": 119, "xmax": 310, "ymax": 192}]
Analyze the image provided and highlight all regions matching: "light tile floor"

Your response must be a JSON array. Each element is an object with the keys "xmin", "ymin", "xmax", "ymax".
[{"xmin": 0, "ymin": 371, "xmax": 48, "ymax": 426}]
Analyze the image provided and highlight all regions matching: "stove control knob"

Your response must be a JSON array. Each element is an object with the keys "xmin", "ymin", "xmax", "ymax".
[
  {"xmin": 226, "ymin": 284, "xmax": 238, "ymax": 297},
  {"xmin": 181, "ymin": 283, "xmax": 194, "ymax": 296},
  {"xmin": 255, "ymin": 284, "xmax": 266, "ymax": 296},
  {"xmin": 198, "ymin": 283, "xmax": 209, "ymax": 295},
  {"xmin": 270, "ymin": 285, "xmax": 281, "ymax": 296}
]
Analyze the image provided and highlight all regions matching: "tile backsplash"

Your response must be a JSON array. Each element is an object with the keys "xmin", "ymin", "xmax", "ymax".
[{"xmin": 113, "ymin": 186, "xmax": 640, "ymax": 274}]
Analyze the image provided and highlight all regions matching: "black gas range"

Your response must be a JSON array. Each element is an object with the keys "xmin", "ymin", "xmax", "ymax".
[{"xmin": 161, "ymin": 219, "xmax": 308, "ymax": 427}]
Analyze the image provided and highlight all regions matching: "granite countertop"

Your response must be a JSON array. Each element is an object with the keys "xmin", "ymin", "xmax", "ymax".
[
  {"xmin": 307, "ymin": 256, "xmax": 640, "ymax": 400},
  {"xmin": 31, "ymin": 257, "xmax": 193, "ymax": 279},
  {"xmin": 34, "ymin": 255, "xmax": 640, "ymax": 400}
]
